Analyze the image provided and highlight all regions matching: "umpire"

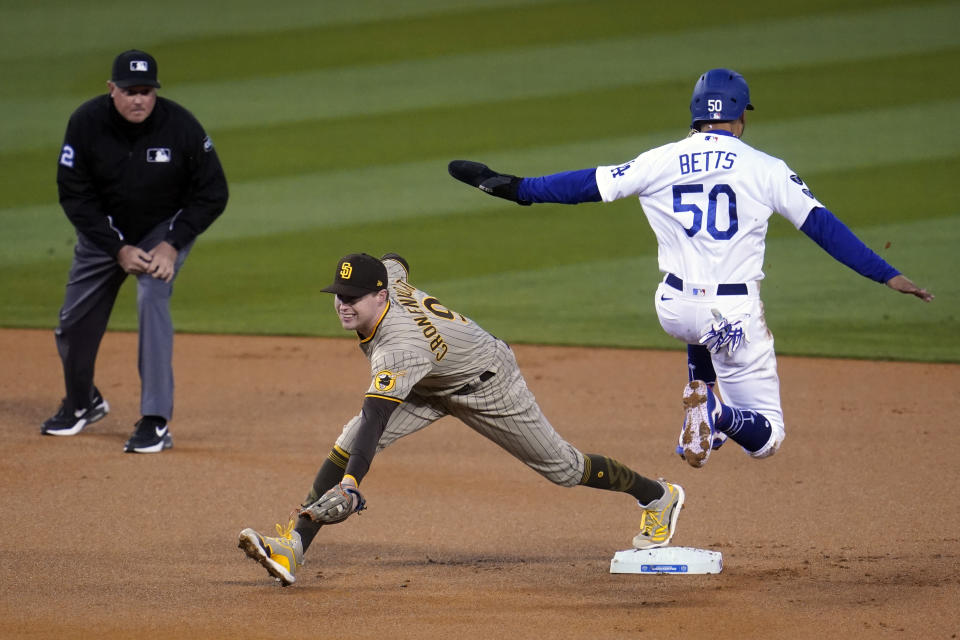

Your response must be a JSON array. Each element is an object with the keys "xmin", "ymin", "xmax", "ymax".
[{"xmin": 42, "ymin": 49, "xmax": 228, "ymax": 453}]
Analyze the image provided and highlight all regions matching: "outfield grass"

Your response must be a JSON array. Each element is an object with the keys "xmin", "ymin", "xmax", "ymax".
[{"xmin": 1, "ymin": 0, "xmax": 956, "ymax": 362}]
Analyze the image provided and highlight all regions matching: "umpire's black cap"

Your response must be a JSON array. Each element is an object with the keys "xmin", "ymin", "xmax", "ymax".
[
  {"xmin": 322, "ymin": 253, "xmax": 388, "ymax": 297},
  {"xmin": 111, "ymin": 50, "xmax": 161, "ymax": 88}
]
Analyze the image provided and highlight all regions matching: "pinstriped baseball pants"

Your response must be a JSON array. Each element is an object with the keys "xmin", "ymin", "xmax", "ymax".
[{"xmin": 335, "ymin": 339, "xmax": 586, "ymax": 486}]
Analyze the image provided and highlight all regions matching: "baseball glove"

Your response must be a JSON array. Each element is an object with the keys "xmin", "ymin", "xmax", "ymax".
[
  {"xmin": 300, "ymin": 480, "xmax": 366, "ymax": 524},
  {"xmin": 380, "ymin": 252, "xmax": 410, "ymax": 274},
  {"xmin": 448, "ymin": 160, "xmax": 531, "ymax": 205}
]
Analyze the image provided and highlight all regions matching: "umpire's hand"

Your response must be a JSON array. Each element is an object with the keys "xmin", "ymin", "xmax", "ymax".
[
  {"xmin": 147, "ymin": 241, "xmax": 178, "ymax": 283},
  {"xmin": 117, "ymin": 244, "xmax": 153, "ymax": 275},
  {"xmin": 116, "ymin": 242, "xmax": 178, "ymax": 283}
]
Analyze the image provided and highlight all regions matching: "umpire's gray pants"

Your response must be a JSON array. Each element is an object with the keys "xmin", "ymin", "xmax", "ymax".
[{"xmin": 54, "ymin": 221, "xmax": 193, "ymax": 420}]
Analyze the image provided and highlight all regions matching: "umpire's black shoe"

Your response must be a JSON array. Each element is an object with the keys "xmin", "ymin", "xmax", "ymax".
[
  {"xmin": 41, "ymin": 387, "xmax": 110, "ymax": 436},
  {"xmin": 124, "ymin": 416, "xmax": 173, "ymax": 454}
]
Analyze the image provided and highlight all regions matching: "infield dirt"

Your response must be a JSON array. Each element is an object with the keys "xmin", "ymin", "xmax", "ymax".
[{"xmin": 1, "ymin": 329, "xmax": 957, "ymax": 639}]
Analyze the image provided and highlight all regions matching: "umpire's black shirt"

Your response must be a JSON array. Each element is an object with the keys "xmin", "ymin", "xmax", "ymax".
[{"xmin": 57, "ymin": 94, "xmax": 228, "ymax": 257}]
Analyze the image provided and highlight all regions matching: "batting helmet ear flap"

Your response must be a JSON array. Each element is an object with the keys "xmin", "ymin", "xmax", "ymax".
[{"xmin": 689, "ymin": 68, "xmax": 754, "ymax": 128}]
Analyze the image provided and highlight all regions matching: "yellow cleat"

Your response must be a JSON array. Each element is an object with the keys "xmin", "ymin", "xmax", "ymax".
[
  {"xmin": 633, "ymin": 481, "xmax": 685, "ymax": 549},
  {"xmin": 238, "ymin": 518, "xmax": 304, "ymax": 586}
]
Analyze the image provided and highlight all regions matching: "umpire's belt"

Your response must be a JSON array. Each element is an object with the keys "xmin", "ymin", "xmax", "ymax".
[
  {"xmin": 665, "ymin": 273, "xmax": 755, "ymax": 296},
  {"xmin": 452, "ymin": 370, "xmax": 495, "ymax": 395}
]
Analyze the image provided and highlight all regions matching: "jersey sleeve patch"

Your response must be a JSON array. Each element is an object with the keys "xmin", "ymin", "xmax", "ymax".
[{"xmin": 373, "ymin": 369, "xmax": 399, "ymax": 392}]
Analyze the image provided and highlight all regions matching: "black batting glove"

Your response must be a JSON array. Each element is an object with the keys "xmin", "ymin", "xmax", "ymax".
[{"xmin": 448, "ymin": 160, "xmax": 531, "ymax": 206}]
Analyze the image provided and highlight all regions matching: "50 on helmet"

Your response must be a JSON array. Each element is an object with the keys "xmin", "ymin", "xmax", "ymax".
[{"xmin": 689, "ymin": 68, "xmax": 754, "ymax": 128}]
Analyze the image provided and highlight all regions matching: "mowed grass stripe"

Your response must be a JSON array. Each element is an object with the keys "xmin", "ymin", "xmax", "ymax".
[
  {"xmin": 3, "ymin": 203, "xmax": 954, "ymax": 361},
  {"xmin": 3, "ymin": 48, "xmax": 958, "ymax": 211},
  {"xmin": 0, "ymin": 0, "xmax": 909, "ymax": 94},
  {"xmin": 797, "ymin": 158, "xmax": 960, "ymax": 228},
  {"xmin": 195, "ymin": 50, "xmax": 960, "ymax": 181},
  {"xmin": 3, "ymin": 99, "xmax": 958, "ymax": 270},
  {"xmin": 2, "ymin": 2, "xmax": 957, "ymax": 153},
  {"xmin": 132, "ymin": 2, "xmax": 960, "ymax": 130},
  {"xmin": 7, "ymin": 152, "xmax": 955, "ymax": 271},
  {"xmin": 754, "ymin": 216, "xmax": 957, "ymax": 361},
  {"xmin": 363, "ymin": 217, "xmax": 956, "ymax": 358},
  {"xmin": 0, "ymin": 0, "xmax": 559, "ymax": 61},
  {"xmin": 209, "ymin": 99, "xmax": 959, "ymax": 239},
  {"xmin": 83, "ymin": 216, "xmax": 960, "ymax": 360}
]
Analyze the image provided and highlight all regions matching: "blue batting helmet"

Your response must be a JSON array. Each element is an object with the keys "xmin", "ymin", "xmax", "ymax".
[{"xmin": 689, "ymin": 68, "xmax": 754, "ymax": 127}]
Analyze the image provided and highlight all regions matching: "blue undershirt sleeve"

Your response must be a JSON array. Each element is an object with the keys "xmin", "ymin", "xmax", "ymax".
[
  {"xmin": 799, "ymin": 207, "xmax": 900, "ymax": 283},
  {"xmin": 517, "ymin": 168, "xmax": 601, "ymax": 204}
]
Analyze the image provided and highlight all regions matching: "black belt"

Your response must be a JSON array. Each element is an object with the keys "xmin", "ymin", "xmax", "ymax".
[
  {"xmin": 453, "ymin": 370, "xmax": 495, "ymax": 395},
  {"xmin": 665, "ymin": 273, "xmax": 748, "ymax": 296}
]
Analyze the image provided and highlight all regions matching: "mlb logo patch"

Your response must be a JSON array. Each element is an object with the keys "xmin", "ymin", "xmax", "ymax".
[
  {"xmin": 692, "ymin": 288, "xmax": 707, "ymax": 296},
  {"xmin": 147, "ymin": 148, "xmax": 171, "ymax": 163},
  {"xmin": 130, "ymin": 60, "xmax": 149, "ymax": 72}
]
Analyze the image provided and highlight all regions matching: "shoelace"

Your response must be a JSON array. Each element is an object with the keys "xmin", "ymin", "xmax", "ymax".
[
  {"xmin": 639, "ymin": 489, "xmax": 673, "ymax": 537},
  {"xmin": 264, "ymin": 517, "xmax": 301, "ymax": 571},
  {"xmin": 638, "ymin": 508, "xmax": 665, "ymax": 536},
  {"xmin": 274, "ymin": 517, "xmax": 296, "ymax": 540}
]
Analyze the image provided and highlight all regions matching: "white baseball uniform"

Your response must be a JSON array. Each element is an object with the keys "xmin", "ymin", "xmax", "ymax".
[{"xmin": 595, "ymin": 130, "xmax": 825, "ymax": 455}]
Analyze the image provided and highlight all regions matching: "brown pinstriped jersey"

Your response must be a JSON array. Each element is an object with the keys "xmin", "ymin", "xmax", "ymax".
[{"xmin": 358, "ymin": 258, "xmax": 497, "ymax": 401}]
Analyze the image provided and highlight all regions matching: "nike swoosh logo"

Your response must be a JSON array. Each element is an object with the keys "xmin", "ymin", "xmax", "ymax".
[
  {"xmin": 155, "ymin": 425, "xmax": 168, "ymax": 438},
  {"xmin": 660, "ymin": 295, "xmax": 673, "ymax": 301}
]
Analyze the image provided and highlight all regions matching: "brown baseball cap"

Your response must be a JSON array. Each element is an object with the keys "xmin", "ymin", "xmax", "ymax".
[{"xmin": 321, "ymin": 253, "xmax": 387, "ymax": 297}]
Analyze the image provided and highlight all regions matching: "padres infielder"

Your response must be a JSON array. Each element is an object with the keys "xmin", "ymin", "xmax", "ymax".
[
  {"xmin": 238, "ymin": 253, "xmax": 684, "ymax": 586},
  {"xmin": 448, "ymin": 68, "xmax": 933, "ymax": 469}
]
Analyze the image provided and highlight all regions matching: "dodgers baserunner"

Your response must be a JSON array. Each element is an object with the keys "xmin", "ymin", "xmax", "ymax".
[
  {"xmin": 238, "ymin": 253, "xmax": 684, "ymax": 586},
  {"xmin": 448, "ymin": 68, "xmax": 933, "ymax": 468}
]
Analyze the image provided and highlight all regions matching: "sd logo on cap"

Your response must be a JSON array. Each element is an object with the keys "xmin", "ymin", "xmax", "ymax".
[{"xmin": 322, "ymin": 253, "xmax": 387, "ymax": 297}]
